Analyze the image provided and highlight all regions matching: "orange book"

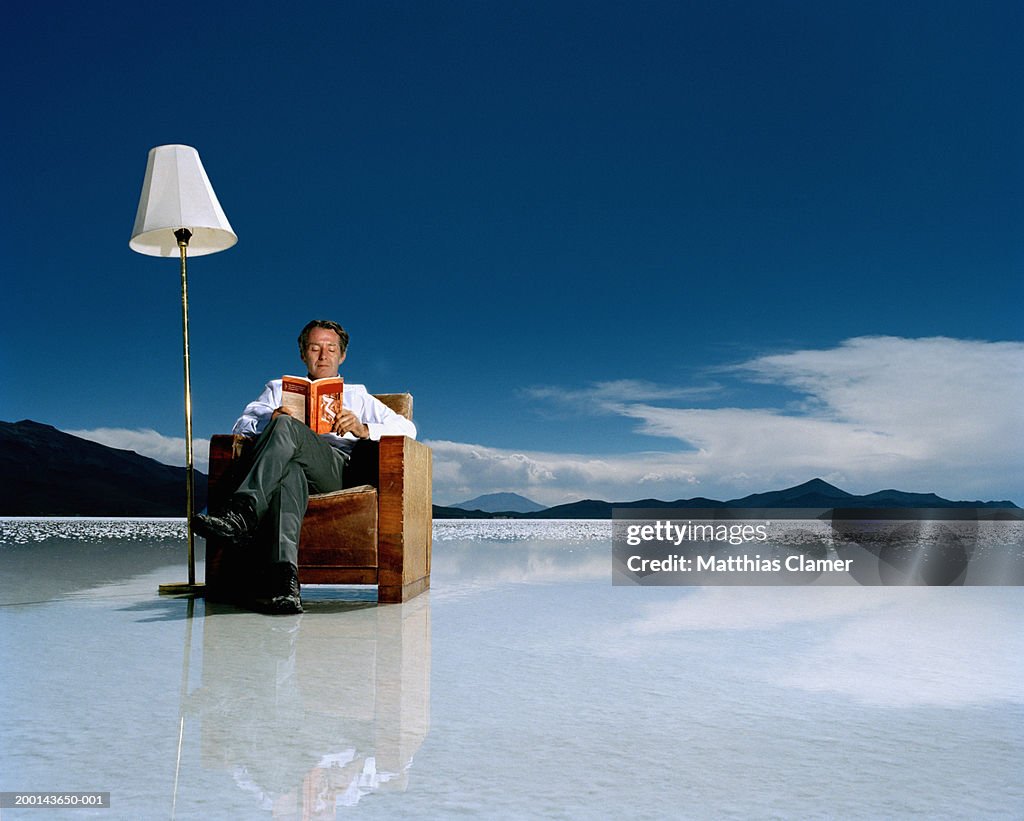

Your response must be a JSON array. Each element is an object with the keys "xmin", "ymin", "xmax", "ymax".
[{"xmin": 280, "ymin": 376, "xmax": 344, "ymax": 434}]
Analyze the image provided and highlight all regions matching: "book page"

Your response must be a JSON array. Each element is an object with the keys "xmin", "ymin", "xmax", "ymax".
[{"xmin": 281, "ymin": 378, "xmax": 311, "ymax": 424}]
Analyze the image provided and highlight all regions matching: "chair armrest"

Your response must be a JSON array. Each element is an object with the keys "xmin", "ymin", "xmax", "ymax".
[
  {"xmin": 208, "ymin": 434, "xmax": 253, "ymax": 508},
  {"xmin": 377, "ymin": 436, "xmax": 433, "ymax": 601}
]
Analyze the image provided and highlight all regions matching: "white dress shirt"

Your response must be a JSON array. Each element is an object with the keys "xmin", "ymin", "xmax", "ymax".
[{"xmin": 232, "ymin": 379, "xmax": 417, "ymax": 457}]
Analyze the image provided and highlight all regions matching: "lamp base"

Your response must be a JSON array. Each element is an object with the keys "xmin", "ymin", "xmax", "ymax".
[{"xmin": 158, "ymin": 582, "xmax": 206, "ymax": 596}]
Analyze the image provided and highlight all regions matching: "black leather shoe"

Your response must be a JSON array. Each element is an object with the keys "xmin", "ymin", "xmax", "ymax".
[
  {"xmin": 191, "ymin": 496, "xmax": 257, "ymax": 544},
  {"xmin": 250, "ymin": 563, "xmax": 302, "ymax": 615},
  {"xmin": 252, "ymin": 593, "xmax": 303, "ymax": 615}
]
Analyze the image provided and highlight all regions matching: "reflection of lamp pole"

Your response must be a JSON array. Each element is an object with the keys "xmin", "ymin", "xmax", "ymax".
[
  {"xmin": 130, "ymin": 145, "xmax": 237, "ymax": 595},
  {"xmin": 171, "ymin": 596, "xmax": 197, "ymax": 820}
]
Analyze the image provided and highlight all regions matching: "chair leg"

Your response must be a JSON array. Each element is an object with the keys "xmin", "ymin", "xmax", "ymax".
[{"xmin": 378, "ymin": 576, "xmax": 430, "ymax": 604}]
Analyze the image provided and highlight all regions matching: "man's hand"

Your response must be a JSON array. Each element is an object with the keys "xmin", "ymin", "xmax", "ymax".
[
  {"xmin": 272, "ymin": 406, "xmax": 294, "ymax": 419},
  {"xmin": 332, "ymin": 408, "xmax": 370, "ymax": 439}
]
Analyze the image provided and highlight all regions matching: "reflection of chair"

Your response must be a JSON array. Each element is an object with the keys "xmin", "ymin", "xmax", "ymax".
[
  {"xmin": 197, "ymin": 595, "xmax": 432, "ymax": 813},
  {"xmin": 204, "ymin": 394, "xmax": 432, "ymax": 603}
]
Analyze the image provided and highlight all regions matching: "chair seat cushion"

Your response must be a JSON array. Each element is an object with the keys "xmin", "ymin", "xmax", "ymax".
[
  {"xmin": 300, "ymin": 484, "xmax": 378, "ymax": 574},
  {"xmin": 310, "ymin": 483, "xmax": 376, "ymax": 501}
]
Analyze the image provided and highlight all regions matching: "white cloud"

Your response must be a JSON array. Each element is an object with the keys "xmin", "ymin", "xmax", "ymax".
[
  {"xmin": 428, "ymin": 438, "xmax": 704, "ymax": 507},
  {"xmin": 740, "ymin": 336, "xmax": 1023, "ymax": 451},
  {"xmin": 65, "ymin": 428, "xmax": 210, "ymax": 474},
  {"xmin": 432, "ymin": 336, "xmax": 1024, "ymax": 505},
  {"xmin": 525, "ymin": 379, "xmax": 719, "ymax": 406},
  {"xmin": 659, "ymin": 336, "xmax": 1024, "ymax": 498}
]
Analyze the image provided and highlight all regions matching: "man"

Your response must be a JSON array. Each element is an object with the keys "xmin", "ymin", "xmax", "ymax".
[{"xmin": 192, "ymin": 319, "xmax": 416, "ymax": 614}]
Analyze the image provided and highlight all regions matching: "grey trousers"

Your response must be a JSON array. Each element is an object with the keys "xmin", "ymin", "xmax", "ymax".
[{"xmin": 232, "ymin": 415, "xmax": 347, "ymax": 567}]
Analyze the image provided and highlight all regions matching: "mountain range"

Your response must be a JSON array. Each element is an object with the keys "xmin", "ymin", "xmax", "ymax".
[
  {"xmin": 0, "ymin": 419, "xmax": 1017, "ymax": 518},
  {"xmin": 433, "ymin": 477, "xmax": 1019, "ymax": 519},
  {"xmin": 0, "ymin": 419, "xmax": 207, "ymax": 516}
]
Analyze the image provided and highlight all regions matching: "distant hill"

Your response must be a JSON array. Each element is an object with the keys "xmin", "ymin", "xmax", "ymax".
[
  {"xmin": 726, "ymin": 477, "xmax": 855, "ymax": 507},
  {"xmin": 434, "ymin": 478, "xmax": 1019, "ymax": 519},
  {"xmin": 449, "ymin": 492, "xmax": 546, "ymax": 513},
  {"xmin": 0, "ymin": 419, "xmax": 207, "ymax": 516}
]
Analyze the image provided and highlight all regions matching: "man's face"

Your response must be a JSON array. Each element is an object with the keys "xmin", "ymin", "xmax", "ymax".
[{"xmin": 303, "ymin": 327, "xmax": 345, "ymax": 379}]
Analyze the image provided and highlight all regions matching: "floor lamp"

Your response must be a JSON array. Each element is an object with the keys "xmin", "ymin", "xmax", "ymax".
[{"xmin": 130, "ymin": 144, "xmax": 237, "ymax": 595}]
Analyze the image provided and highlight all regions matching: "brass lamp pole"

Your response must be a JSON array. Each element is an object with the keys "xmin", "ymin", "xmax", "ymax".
[{"xmin": 165, "ymin": 227, "xmax": 198, "ymax": 594}]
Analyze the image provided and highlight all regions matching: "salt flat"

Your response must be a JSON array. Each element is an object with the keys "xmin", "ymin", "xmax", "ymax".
[{"xmin": 1, "ymin": 520, "xmax": 1022, "ymax": 819}]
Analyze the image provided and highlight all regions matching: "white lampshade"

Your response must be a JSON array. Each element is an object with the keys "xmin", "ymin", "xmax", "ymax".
[{"xmin": 129, "ymin": 144, "xmax": 237, "ymax": 258}]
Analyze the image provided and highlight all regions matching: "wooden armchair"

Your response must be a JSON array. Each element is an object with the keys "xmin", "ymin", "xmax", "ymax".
[{"xmin": 204, "ymin": 394, "xmax": 431, "ymax": 604}]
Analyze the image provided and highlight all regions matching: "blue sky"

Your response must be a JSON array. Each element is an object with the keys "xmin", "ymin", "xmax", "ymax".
[{"xmin": 2, "ymin": 1, "xmax": 1022, "ymax": 506}]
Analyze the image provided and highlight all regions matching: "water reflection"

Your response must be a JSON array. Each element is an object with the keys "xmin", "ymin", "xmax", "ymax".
[
  {"xmin": 829, "ymin": 516, "xmax": 1024, "ymax": 585},
  {"xmin": 191, "ymin": 595, "xmax": 430, "ymax": 817},
  {"xmin": 3, "ymin": 522, "xmax": 1023, "ymax": 818}
]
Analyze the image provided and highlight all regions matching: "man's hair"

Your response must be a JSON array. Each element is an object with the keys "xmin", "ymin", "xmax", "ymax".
[{"xmin": 298, "ymin": 320, "xmax": 349, "ymax": 355}]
